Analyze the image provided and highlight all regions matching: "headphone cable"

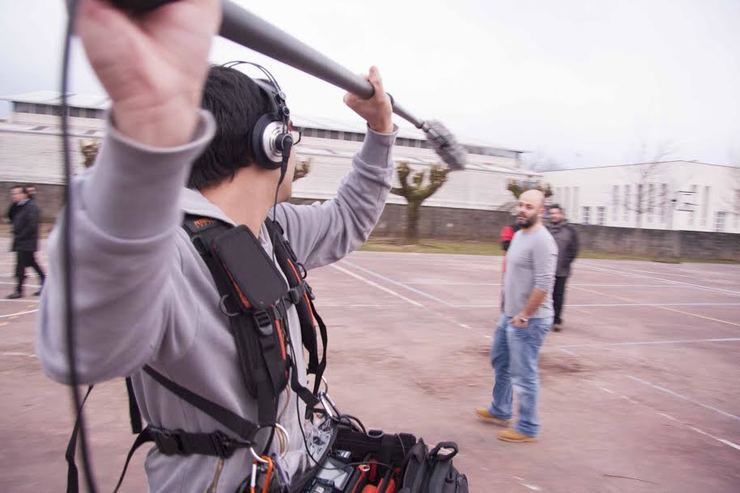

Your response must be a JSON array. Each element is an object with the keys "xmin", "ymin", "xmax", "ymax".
[{"xmin": 61, "ymin": 1, "xmax": 98, "ymax": 492}]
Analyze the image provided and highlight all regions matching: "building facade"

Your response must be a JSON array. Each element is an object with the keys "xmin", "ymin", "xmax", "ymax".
[
  {"xmin": 1, "ymin": 91, "xmax": 536, "ymax": 213},
  {"xmin": 544, "ymin": 161, "xmax": 740, "ymax": 233}
]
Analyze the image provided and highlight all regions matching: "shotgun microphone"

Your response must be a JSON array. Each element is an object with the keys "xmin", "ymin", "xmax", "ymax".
[{"xmin": 108, "ymin": 0, "xmax": 467, "ymax": 170}]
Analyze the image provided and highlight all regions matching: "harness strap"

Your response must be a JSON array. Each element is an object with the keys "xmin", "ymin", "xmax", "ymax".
[
  {"xmin": 308, "ymin": 301, "xmax": 328, "ymax": 396},
  {"xmin": 125, "ymin": 377, "xmax": 143, "ymax": 434},
  {"xmin": 65, "ymin": 386, "xmax": 93, "ymax": 493},
  {"xmin": 265, "ymin": 218, "xmax": 328, "ymax": 396},
  {"xmin": 143, "ymin": 365, "xmax": 260, "ymax": 441}
]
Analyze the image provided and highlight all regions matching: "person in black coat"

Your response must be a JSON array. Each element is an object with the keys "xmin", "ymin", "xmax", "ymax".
[
  {"xmin": 546, "ymin": 204, "xmax": 579, "ymax": 331},
  {"xmin": 7, "ymin": 186, "xmax": 45, "ymax": 298}
]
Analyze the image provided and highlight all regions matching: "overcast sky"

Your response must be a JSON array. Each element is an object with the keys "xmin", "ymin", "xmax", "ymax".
[{"xmin": 1, "ymin": 0, "xmax": 738, "ymax": 168}]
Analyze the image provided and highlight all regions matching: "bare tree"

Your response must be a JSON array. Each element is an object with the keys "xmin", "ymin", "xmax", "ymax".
[
  {"xmin": 496, "ymin": 178, "xmax": 552, "ymax": 213},
  {"xmin": 390, "ymin": 161, "xmax": 449, "ymax": 243},
  {"xmin": 79, "ymin": 139, "xmax": 100, "ymax": 168},
  {"xmin": 521, "ymin": 150, "xmax": 565, "ymax": 172},
  {"xmin": 622, "ymin": 142, "xmax": 677, "ymax": 228},
  {"xmin": 292, "ymin": 156, "xmax": 311, "ymax": 182}
]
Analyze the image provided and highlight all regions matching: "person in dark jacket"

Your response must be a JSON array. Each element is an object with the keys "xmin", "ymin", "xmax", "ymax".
[
  {"xmin": 546, "ymin": 204, "xmax": 579, "ymax": 331},
  {"xmin": 7, "ymin": 186, "xmax": 45, "ymax": 298}
]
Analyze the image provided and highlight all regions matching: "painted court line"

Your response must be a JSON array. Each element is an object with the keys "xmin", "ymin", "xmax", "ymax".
[
  {"xmin": 0, "ymin": 351, "xmax": 36, "ymax": 358},
  {"xmin": 559, "ymin": 337, "xmax": 740, "ymax": 349},
  {"xmin": 580, "ymin": 263, "xmax": 740, "ymax": 297},
  {"xmin": 330, "ymin": 265, "xmax": 423, "ymax": 307},
  {"xmin": 341, "ymin": 260, "xmax": 452, "ymax": 307},
  {"xmin": 0, "ymin": 309, "xmax": 38, "ymax": 319},
  {"xmin": 0, "ymin": 298, "xmax": 41, "ymax": 304},
  {"xmin": 0, "ymin": 281, "xmax": 41, "ymax": 288},
  {"xmin": 597, "ymin": 384, "xmax": 740, "ymax": 452},
  {"xmin": 452, "ymin": 302, "xmax": 740, "ymax": 308},
  {"xmin": 627, "ymin": 375, "xmax": 740, "ymax": 422},
  {"xmin": 570, "ymin": 284, "xmax": 740, "ymax": 329}
]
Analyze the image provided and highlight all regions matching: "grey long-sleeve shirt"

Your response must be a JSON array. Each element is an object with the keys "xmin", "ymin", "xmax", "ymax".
[
  {"xmin": 503, "ymin": 225, "xmax": 558, "ymax": 318},
  {"xmin": 36, "ymin": 111, "xmax": 397, "ymax": 492}
]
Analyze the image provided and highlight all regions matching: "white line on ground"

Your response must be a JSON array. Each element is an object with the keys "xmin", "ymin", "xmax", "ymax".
[
  {"xmin": 329, "ymin": 265, "xmax": 424, "ymax": 307},
  {"xmin": 580, "ymin": 263, "xmax": 740, "ymax": 297},
  {"xmin": 512, "ymin": 476, "xmax": 543, "ymax": 491},
  {"xmin": 627, "ymin": 375, "xmax": 740, "ymax": 421},
  {"xmin": 404, "ymin": 281, "xmax": 501, "ymax": 286},
  {"xmin": 570, "ymin": 284, "xmax": 740, "ymax": 329},
  {"xmin": 559, "ymin": 337, "xmax": 740, "ymax": 349},
  {"xmin": 318, "ymin": 303, "xmax": 407, "ymax": 308},
  {"xmin": 567, "ymin": 302, "xmax": 740, "ymax": 307},
  {"xmin": 0, "ymin": 309, "xmax": 38, "ymax": 319},
  {"xmin": 0, "ymin": 298, "xmax": 40, "ymax": 303},
  {"xmin": 0, "ymin": 351, "xmax": 36, "ymax": 358},
  {"xmin": 341, "ymin": 260, "xmax": 452, "ymax": 306},
  {"xmin": 558, "ymin": 348, "xmax": 578, "ymax": 356},
  {"xmin": 451, "ymin": 302, "xmax": 740, "ymax": 308},
  {"xmin": 688, "ymin": 427, "xmax": 740, "ymax": 451},
  {"xmin": 0, "ymin": 281, "xmax": 41, "ymax": 288},
  {"xmin": 596, "ymin": 384, "xmax": 740, "ymax": 451}
]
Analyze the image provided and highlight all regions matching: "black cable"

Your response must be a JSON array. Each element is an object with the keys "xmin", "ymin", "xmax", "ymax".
[
  {"xmin": 61, "ymin": 1, "xmax": 97, "ymax": 492},
  {"xmin": 337, "ymin": 413, "xmax": 366, "ymax": 434}
]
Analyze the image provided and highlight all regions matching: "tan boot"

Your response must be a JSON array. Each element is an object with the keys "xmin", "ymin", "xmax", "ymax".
[
  {"xmin": 497, "ymin": 428, "xmax": 536, "ymax": 443},
  {"xmin": 474, "ymin": 408, "xmax": 511, "ymax": 426}
]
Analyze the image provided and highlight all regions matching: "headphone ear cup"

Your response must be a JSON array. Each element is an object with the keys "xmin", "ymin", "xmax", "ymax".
[{"xmin": 252, "ymin": 114, "xmax": 283, "ymax": 170}]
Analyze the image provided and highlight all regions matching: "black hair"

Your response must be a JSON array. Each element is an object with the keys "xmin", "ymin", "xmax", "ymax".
[
  {"xmin": 188, "ymin": 65, "xmax": 274, "ymax": 190},
  {"xmin": 548, "ymin": 203, "xmax": 564, "ymax": 213}
]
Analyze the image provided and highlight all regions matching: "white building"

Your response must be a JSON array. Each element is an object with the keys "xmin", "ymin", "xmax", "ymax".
[
  {"xmin": 544, "ymin": 161, "xmax": 740, "ymax": 233},
  {"xmin": 1, "ymin": 91, "xmax": 536, "ymax": 211}
]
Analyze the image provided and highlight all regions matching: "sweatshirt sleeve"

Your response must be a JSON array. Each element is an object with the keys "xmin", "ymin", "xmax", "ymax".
[
  {"xmin": 532, "ymin": 232, "xmax": 558, "ymax": 294},
  {"xmin": 274, "ymin": 126, "xmax": 397, "ymax": 270},
  {"xmin": 35, "ymin": 111, "xmax": 216, "ymax": 384}
]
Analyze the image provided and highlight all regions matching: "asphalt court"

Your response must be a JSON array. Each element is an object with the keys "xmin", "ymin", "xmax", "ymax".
[{"xmin": 0, "ymin": 240, "xmax": 739, "ymax": 492}]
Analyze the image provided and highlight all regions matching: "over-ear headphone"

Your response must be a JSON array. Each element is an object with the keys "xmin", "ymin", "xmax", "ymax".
[{"xmin": 222, "ymin": 61, "xmax": 294, "ymax": 175}]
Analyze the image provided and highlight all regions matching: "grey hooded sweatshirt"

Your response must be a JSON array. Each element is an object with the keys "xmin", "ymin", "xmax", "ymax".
[{"xmin": 36, "ymin": 111, "xmax": 397, "ymax": 492}]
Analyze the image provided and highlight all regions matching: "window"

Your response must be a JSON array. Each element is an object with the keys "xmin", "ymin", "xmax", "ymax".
[
  {"xmin": 689, "ymin": 184, "xmax": 697, "ymax": 225},
  {"xmin": 636, "ymin": 184, "xmax": 643, "ymax": 222},
  {"xmin": 702, "ymin": 186, "xmax": 710, "ymax": 226},
  {"xmin": 660, "ymin": 183, "xmax": 668, "ymax": 223},
  {"xmin": 715, "ymin": 211, "xmax": 726, "ymax": 232},
  {"xmin": 648, "ymin": 184, "xmax": 655, "ymax": 223},
  {"xmin": 564, "ymin": 187, "xmax": 571, "ymax": 218},
  {"xmin": 582, "ymin": 206, "xmax": 591, "ymax": 225},
  {"xmin": 612, "ymin": 185, "xmax": 619, "ymax": 220},
  {"xmin": 597, "ymin": 206, "xmax": 606, "ymax": 225},
  {"xmin": 623, "ymin": 185, "xmax": 630, "ymax": 222},
  {"xmin": 735, "ymin": 190, "xmax": 740, "ymax": 229},
  {"xmin": 573, "ymin": 187, "xmax": 580, "ymax": 222}
]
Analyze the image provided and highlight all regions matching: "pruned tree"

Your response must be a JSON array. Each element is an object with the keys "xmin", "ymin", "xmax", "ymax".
[
  {"xmin": 79, "ymin": 139, "xmax": 100, "ymax": 168},
  {"xmin": 293, "ymin": 156, "xmax": 311, "ymax": 182},
  {"xmin": 506, "ymin": 179, "xmax": 552, "ymax": 200},
  {"xmin": 390, "ymin": 161, "xmax": 449, "ymax": 242}
]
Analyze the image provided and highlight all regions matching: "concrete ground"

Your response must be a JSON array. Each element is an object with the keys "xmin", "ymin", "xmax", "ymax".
[{"xmin": 0, "ymin": 240, "xmax": 738, "ymax": 492}]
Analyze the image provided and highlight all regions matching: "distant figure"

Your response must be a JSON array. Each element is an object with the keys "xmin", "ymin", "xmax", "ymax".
[
  {"xmin": 546, "ymin": 204, "xmax": 579, "ymax": 331},
  {"xmin": 6, "ymin": 186, "xmax": 45, "ymax": 299},
  {"xmin": 25, "ymin": 185, "xmax": 37, "ymax": 201},
  {"xmin": 477, "ymin": 189, "xmax": 557, "ymax": 443},
  {"xmin": 500, "ymin": 221, "xmax": 520, "ymax": 253}
]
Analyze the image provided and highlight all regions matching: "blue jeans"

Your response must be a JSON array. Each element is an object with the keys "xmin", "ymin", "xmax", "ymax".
[{"xmin": 489, "ymin": 314, "xmax": 552, "ymax": 436}]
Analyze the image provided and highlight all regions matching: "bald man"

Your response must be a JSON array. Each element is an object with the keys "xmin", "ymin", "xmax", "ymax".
[{"xmin": 476, "ymin": 190, "xmax": 557, "ymax": 442}]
